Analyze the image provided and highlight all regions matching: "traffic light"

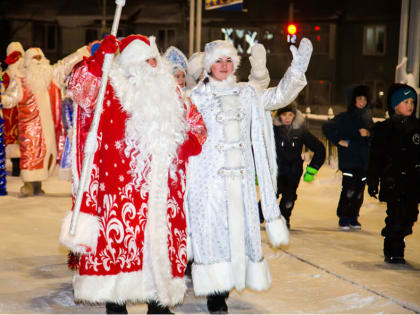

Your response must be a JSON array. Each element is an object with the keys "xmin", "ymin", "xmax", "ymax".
[{"xmin": 286, "ymin": 23, "xmax": 297, "ymax": 44}]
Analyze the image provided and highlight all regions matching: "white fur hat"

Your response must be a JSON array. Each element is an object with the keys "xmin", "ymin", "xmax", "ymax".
[
  {"xmin": 187, "ymin": 52, "xmax": 204, "ymax": 81},
  {"xmin": 164, "ymin": 46, "xmax": 188, "ymax": 75},
  {"xmin": 117, "ymin": 34, "xmax": 159, "ymax": 70},
  {"xmin": 203, "ymin": 40, "xmax": 240, "ymax": 73},
  {"xmin": 6, "ymin": 42, "xmax": 24, "ymax": 56}
]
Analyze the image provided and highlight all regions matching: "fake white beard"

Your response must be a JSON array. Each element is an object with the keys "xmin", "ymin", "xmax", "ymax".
[
  {"xmin": 23, "ymin": 59, "xmax": 53, "ymax": 94},
  {"xmin": 7, "ymin": 60, "xmax": 24, "ymax": 78},
  {"xmin": 110, "ymin": 59, "xmax": 188, "ymax": 188}
]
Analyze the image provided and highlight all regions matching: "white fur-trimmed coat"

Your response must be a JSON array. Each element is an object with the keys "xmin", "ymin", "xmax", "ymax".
[{"xmin": 186, "ymin": 66, "xmax": 307, "ymax": 296}]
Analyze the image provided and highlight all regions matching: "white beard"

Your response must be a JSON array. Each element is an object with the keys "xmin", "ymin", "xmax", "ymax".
[
  {"xmin": 23, "ymin": 59, "xmax": 53, "ymax": 94},
  {"xmin": 110, "ymin": 58, "xmax": 188, "ymax": 188}
]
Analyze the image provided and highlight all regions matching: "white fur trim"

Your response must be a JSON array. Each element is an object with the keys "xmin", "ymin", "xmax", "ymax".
[
  {"xmin": 204, "ymin": 40, "xmax": 241, "ymax": 73},
  {"xmin": 73, "ymin": 271, "xmax": 186, "ymax": 305},
  {"xmin": 192, "ymin": 262, "xmax": 234, "ymax": 296},
  {"xmin": 187, "ymin": 52, "xmax": 204, "ymax": 81},
  {"xmin": 5, "ymin": 144, "xmax": 20, "ymax": 159},
  {"xmin": 245, "ymin": 258, "xmax": 272, "ymax": 291},
  {"xmin": 146, "ymin": 154, "xmax": 187, "ymax": 306},
  {"xmin": 266, "ymin": 217, "xmax": 289, "ymax": 247},
  {"xmin": 59, "ymin": 211, "xmax": 100, "ymax": 254},
  {"xmin": 7, "ymin": 41, "xmax": 24, "ymax": 56},
  {"xmin": 117, "ymin": 36, "xmax": 159, "ymax": 70}
]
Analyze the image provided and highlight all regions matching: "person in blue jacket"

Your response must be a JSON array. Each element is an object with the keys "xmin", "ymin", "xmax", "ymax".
[{"xmin": 322, "ymin": 85, "xmax": 373, "ymax": 231}]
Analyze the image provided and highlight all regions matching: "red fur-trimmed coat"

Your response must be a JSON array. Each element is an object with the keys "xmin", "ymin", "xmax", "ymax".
[{"xmin": 59, "ymin": 48, "xmax": 206, "ymax": 306}]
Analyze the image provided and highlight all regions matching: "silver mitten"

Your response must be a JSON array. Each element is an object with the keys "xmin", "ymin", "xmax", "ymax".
[{"xmin": 290, "ymin": 37, "xmax": 313, "ymax": 74}]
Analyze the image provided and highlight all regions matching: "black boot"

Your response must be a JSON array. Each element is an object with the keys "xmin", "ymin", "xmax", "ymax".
[
  {"xmin": 11, "ymin": 158, "xmax": 20, "ymax": 177},
  {"xmin": 384, "ymin": 237, "xmax": 405, "ymax": 264},
  {"xmin": 147, "ymin": 300, "xmax": 173, "ymax": 314},
  {"xmin": 207, "ymin": 292, "xmax": 229, "ymax": 314},
  {"xmin": 106, "ymin": 302, "xmax": 128, "ymax": 314},
  {"xmin": 33, "ymin": 181, "xmax": 45, "ymax": 196},
  {"xmin": 185, "ymin": 260, "xmax": 193, "ymax": 277}
]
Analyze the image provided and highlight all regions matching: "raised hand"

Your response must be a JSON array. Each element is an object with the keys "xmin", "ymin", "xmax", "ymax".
[{"xmin": 290, "ymin": 37, "xmax": 313, "ymax": 74}]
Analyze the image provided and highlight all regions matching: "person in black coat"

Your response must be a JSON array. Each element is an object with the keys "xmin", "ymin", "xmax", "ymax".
[
  {"xmin": 322, "ymin": 85, "xmax": 373, "ymax": 231},
  {"xmin": 367, "ymin": 83, "xmax": 419, "ymax": 264},
  {"xmin": 272, "ymin": 103, "xmax": 326, "ymax": 228}
]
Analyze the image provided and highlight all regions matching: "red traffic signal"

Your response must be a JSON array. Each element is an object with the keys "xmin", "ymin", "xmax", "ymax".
[
  {"xmin": 287, "ymin": 23, "xmax": 297, "ymax": 35},
  {"xmin": 286, "ymin": 23, "xmax": 297, "ymax": 44}
]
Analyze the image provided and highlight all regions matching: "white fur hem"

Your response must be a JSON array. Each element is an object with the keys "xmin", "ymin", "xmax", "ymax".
[
  {"xmin": 59, "ymin": 211, "xmax": 100, "ymax": 254},
  {"xmin": 5, "ymin": 144, "xmax": 20, "ymax": 158},
  {"xmin": 192, "ymin": 262, "xmax": 234, "ymax": 296},
  {"xmin": 266, "ymin": 217, "xmax": 289, "ymax": 247},
  {"xmin": 73, "ymin": 271, "xmax": 186, "ymax": 306},
  {"xmin": 245, "ymin": 258, "xmax": 272, "ymax": 291}
]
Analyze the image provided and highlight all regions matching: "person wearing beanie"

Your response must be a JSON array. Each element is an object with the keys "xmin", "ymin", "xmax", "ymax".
[
  {"xmin": 271, "ymin": 102, "xmax": 326, "ymax": 229},
  {"xmin": 1, "ymin": 42, "xmax": 25, "ymax": 177},
  {"xmin": 59, "ymin": 34, "xmax": 206, "ymax": 314},
  {"xmin": 186, "ymin": 37, "xmax": 312, "ymax": 313},
  {"xmin": 322, "ymin": 84, "xmax": 373, "ymax": 231},
  {"xmin": 367, "ymin": 83, "xmax": 419, "ymax": 264}
]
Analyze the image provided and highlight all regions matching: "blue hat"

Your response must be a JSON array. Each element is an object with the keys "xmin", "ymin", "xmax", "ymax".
[
  {"xmin": 163, "ymin": 46, "xmax": 188, "ymax": 75},
  {"xmin": 391, "ymin": 87, "xmax": 416, "ymax": 109}
]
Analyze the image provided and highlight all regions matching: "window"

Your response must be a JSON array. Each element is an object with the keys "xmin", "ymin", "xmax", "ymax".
[
  {"xmin": 33, "ymin": 22, "xmax": 58, "ymax": 52},
  {"xmin": 363, "ymin": 25, "xmax": 386, "ymax": 56},
  {"xmin": 158, "ymin": 29, "xmax": 176, "ymax": 51},
  {"xmin": 307, "ymin": 24, "xmax": 330, "ymax": 55}
]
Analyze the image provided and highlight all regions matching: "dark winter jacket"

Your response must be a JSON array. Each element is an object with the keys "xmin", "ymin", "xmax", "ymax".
[
  {"xmin": 274, "ymin": 110, "xmax": 326, "ymax": 178},
  {"xmin": 322, "ymin": 86, "xmax": 373, "ymax": 171},
  {"xmin": 367, "ymin": 84, "xmax": 420, "ymax": 202}
]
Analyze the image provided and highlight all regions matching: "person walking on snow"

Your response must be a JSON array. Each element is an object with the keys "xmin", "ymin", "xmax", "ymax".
[
  {"xmin": 1, "ymin": 45, "xmax": 90, "ymax": 197},
  {"xmin": 367, "ymin": 83, "xmax": 419, "ymax": 264},
  {"xmin": 272, "ymin": 103, "xmax": 326, "ymax": 229},
  {"xmin": 322, "ymin": 85, "xmax": 373, "ymax": 231},
  {"xmin": 186, "ymin": 38, "xmax": 312, "ymax": 313},
  {"xmin": 59, "ymin": 34, "xmax": 206, "ymax": 314}
]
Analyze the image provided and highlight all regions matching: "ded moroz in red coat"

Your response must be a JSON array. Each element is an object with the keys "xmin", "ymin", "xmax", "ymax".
[{"xmin": 59, "ymin": 35, "xmax": 207, "ymax": 306}]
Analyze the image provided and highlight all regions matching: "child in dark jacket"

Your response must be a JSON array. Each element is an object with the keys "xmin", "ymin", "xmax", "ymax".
[
  {"xmin": 322, "ymin": 85, "xmax": 373, "ymax": 231},
  {"xmin": 367, "ymin": 83, "xmax": 419, "ymax": 264},
  {"xmin": 273, "ymin": 103, "xmax": 326, "ymax": 228}
]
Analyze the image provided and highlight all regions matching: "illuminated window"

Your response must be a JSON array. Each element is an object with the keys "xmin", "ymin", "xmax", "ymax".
[{"xmin": 363, "ymin": 25, "xmax": 386, "ymax": 55}]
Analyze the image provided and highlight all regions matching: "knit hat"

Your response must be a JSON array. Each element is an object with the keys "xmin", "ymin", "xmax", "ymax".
[
  {"xmin": 391, "ymin": 86, "xmax": 417, "ymax": 110},
  {"xmin": 117, "ymin": 34, "xmax": 159, "ymax": 70},
  {"xmin": 163, "ymin": 46, "xmax": 188, "ymax": 75},
  {"xmin": 187, "ymin": 52, "xmax": 204, "ymax": 81},
  {"xmin": 277, "ymin": 103, "xmax": 297, "ymax": 116},
  {"xmin": 203, "ymin": 40, "xmax": 240, "ymax": 74}
]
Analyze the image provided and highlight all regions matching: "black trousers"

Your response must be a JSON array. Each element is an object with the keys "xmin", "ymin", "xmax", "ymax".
[
  {"xmin": 337, "ymin": 169, "xmax": 366, "ymax": 219},
  {"xmin": 382, "ymin": 196, "xmax": 419, "ymax": 257},
  {"xmin": 277, "ymin": 175, "xmax": 300, "ymax": 222}
]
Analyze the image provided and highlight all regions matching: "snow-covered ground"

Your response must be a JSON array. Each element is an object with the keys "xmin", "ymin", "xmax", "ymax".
[{"xmin": 0, "ymin": 163, "xmax": 419, "ymax": 314}]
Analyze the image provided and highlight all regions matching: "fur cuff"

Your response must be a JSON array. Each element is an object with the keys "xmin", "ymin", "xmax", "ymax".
[
  {"xmin": 191, "ymin": 262, "xmax": 233, "ymax": 296},
  {"xmin": 59, "ymin": 211, "xmax": 100, "ymax": 254},
  {"xmin": 245, "ymin": 258, "xmax": 272, "ymax": 291},
  {"xmin": 266, "ymin": 217, "xmax": 289, "ymax": 247}
]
